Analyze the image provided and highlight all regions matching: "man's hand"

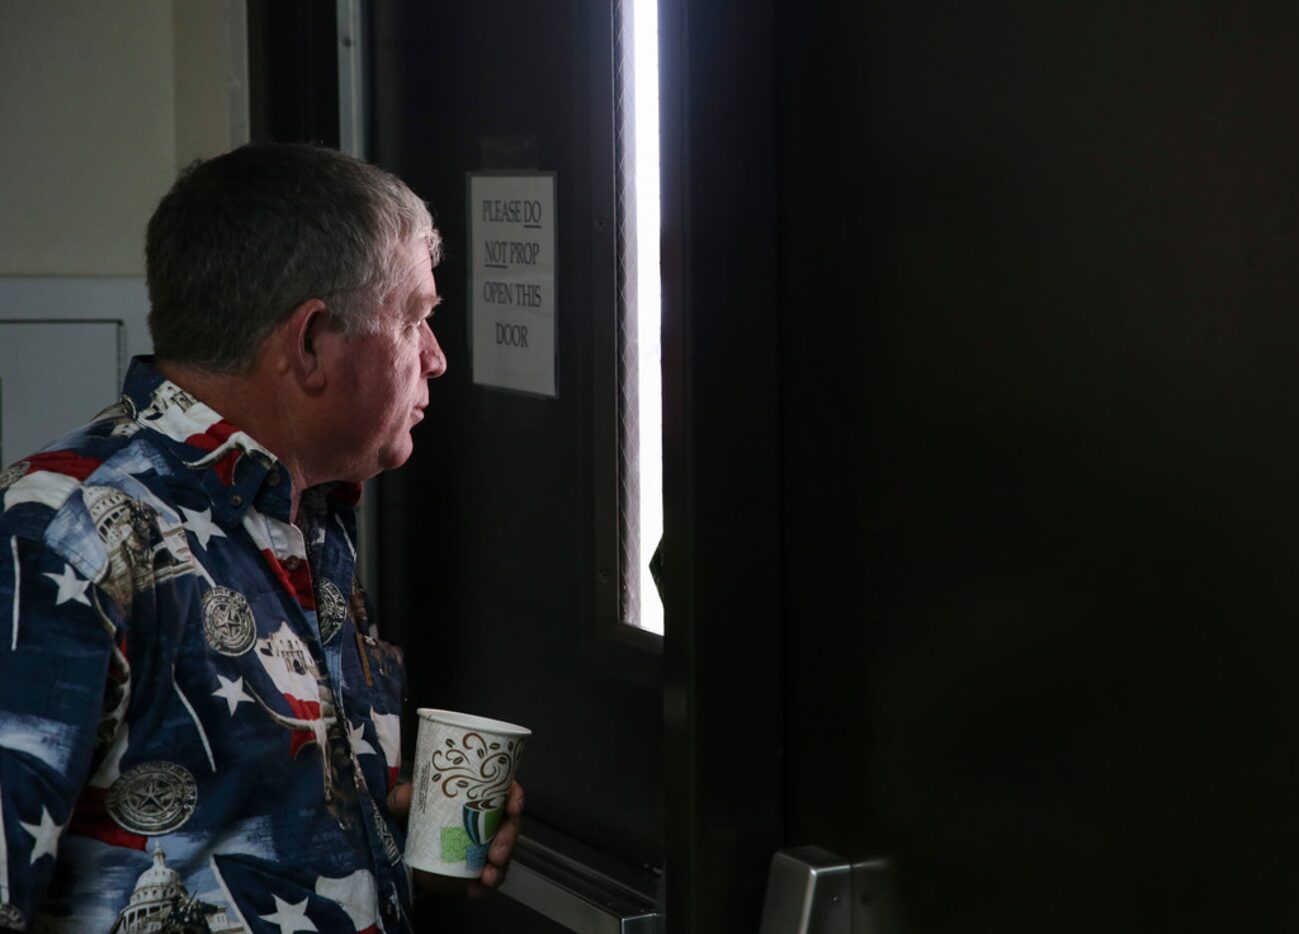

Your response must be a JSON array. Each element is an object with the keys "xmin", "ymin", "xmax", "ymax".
[{"xmin": 387, "ymin": 780, "xmax": 525, "ymax": 896}]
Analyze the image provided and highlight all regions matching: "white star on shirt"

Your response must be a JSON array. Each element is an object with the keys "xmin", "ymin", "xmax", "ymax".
[
  {"xmin": 260, "ymin": 895, "xmax": 318, "ymax": 933},
  {"xmin": 212, "ymin": 675, "xmax": 254, "ymax": 716},
  {"xmin": 180, "ymin": 505, "xmax": 226, "ymax": 550},
  {"xmin": 347, "ymin": 719, "xmax": 376, "ymax": 756},
  {"xmin": 43, "ymin": 563, "xmax": 90, "ymax": 606},
  {"xmin": 20, "ymin": 806, "xmax": 63, "ymax": 863}
]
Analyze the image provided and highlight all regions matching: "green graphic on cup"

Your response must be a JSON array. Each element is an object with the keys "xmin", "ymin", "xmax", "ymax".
[
  {"xmin": 405, "ymin": 708, "xmax": 529, "ymax": 878},
  {"xmin": 460, "ymin": 797, "xmax": 505, "ymax": 871}
]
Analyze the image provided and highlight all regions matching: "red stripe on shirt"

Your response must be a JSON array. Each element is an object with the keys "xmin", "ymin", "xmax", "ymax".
[
  {"xmin": 260, "ymin": 549, "xmax": 316, "ymax": 610},
  {"xmin": 184, "ymin": 421, "xmax": 242, "ymax": 484},
  {"xmin": 283, "ymin": 695, "xmax": 322, "ymax": 757},
  {"xmin": 327, "ymin": 482, "xmax": 363, "ymax": 506},
  {"xmin": 68, "ymin": 786, "xmax": 148, "ymax": 851},
  {"xmin": 183, "ymin": 420, "xmax": 238, "ymax": 452},
  {"xmin": 23, "ymin": 450, "xmax": 102, "ymax": 480},
  {"xmin": 210, "ymin": 450, "xmax": 242, "ymax": 485}
]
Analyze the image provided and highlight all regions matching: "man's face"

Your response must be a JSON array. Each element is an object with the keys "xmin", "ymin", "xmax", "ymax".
[{"xmin": 328, "ymin": 237, "xmax": 447, "ymax": 480}]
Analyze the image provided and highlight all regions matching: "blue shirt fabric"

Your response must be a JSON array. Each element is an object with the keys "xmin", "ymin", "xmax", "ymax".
[{"xmin": 0, "ymin": 357, "xmax": 411, "ymax": 933}]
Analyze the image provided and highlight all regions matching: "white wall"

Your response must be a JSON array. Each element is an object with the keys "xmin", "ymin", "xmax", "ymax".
[
  {"xmin": 0, "ymin": 0, "xmax": 239, "ymax": 277},
  {"xmin": 0, "ymin": 1, "xmax": 242, "ymax": 464}
]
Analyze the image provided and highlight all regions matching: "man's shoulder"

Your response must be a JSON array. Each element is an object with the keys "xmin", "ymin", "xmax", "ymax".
[{"xmin": 0, "ymin": 409, "xmax": 192, "ymax": 548}]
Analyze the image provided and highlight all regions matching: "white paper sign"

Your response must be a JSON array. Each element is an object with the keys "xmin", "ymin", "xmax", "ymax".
[{"xmin": 468, "ymin": 173, "xmax": 557, "ymax": 396}]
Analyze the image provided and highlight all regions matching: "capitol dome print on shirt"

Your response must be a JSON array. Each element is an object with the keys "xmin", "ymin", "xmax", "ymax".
[{"xmin": 108, "ymin": 846, "xmax": 244, "ymax": 934}]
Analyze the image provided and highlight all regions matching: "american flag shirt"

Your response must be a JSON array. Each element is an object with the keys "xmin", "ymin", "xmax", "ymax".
[{"xmin": 0, "ymin": 357, "xmax": 411, "ymax": 933}]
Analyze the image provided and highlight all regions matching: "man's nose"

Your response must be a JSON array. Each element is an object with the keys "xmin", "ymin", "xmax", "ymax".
[{"xmin": 422, "ymin": 323, "xmax": 448, "ymax": 379}]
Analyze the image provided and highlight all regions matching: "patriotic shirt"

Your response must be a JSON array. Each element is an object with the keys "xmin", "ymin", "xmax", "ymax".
[{"xmin": 0, "ymin": 357, "xmax": 411, "ymax": 933}]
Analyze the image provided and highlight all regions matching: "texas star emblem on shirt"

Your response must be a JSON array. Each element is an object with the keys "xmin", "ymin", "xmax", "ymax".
[{"xmin": 0, "ymin": 357, "xmax": 411, "ymax": 932}]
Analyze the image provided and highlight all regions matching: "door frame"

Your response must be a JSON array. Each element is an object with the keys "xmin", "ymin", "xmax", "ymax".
[{"xmin": 659, "ymin": 0, "xmax": 785, "ymax": 929}]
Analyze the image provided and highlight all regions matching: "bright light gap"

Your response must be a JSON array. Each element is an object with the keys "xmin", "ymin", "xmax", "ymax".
[{"xmin": 632, "ymin": 0, "xmax": 663, "ymax": 635}]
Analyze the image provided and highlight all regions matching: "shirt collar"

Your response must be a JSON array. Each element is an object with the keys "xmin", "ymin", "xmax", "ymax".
[{"xmin": 122, "ymin": 356, "xmax": 287, "ymax": 525}]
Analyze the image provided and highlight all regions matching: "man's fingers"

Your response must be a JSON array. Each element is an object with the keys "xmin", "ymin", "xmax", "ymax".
[
  {"xmin": 476, "ymin": 865, "xmax": 501, "ymax": 892},
  {"xmin": 387, "ymin": 782, "xmax": 412, "ymax": 819},
  {"xmin": 490, "ymin": 815, "xmax": 520, "ymax": 867},
  {"xmin": 402, "ymin": 780, "xmax": 523, "ymax": 896},
  {"xmin": 506, "ymin": 780, "xmax": 525, "ymax": 816}
]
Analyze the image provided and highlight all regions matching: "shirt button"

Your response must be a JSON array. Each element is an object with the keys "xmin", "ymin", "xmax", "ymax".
[
  {"xmin": 229, "ymin": 493, "xmax": 243, "ymax": 507},
  {"xmin": 284, "ymin": 556, "xmax": 302, "ymax": 571}
]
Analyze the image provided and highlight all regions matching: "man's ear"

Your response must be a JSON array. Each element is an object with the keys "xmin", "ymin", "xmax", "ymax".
[{"xmin": 278, "ymin": 298, "xmax": 332, "ymax": 391}]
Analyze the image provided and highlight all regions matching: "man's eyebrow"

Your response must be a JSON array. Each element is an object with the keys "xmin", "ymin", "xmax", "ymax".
[{"xmin": 412, "ymin": 293, "xmax": 442, "ymax": 314}]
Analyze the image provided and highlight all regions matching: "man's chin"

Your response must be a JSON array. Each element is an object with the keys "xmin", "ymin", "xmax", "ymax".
[
  {"xmin": 331, "ymin": 437, "xmax": 414, "ymax": 485},
  {"xmin": 377, "ymin": 438, "xmax": 415, "ymax": 474}
]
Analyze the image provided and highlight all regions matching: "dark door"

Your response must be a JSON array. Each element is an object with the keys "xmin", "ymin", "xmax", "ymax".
[
  {"xmin": 368, "ymin": 2, "xmax": 664, "ymax": 929},
  {"xmin": 367, "ymin": 1, "xmax": 1299, "ymax": 932},
  {"xmin": 772, "ymin": 2, "xmax": 1299, "ymax": 932}
]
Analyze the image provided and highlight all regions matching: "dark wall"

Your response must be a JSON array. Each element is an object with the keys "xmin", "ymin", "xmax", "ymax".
[
  {"xmin": 778, "ymin": 2, "xmax": 1299, "ymax": 931},
  {"xmin": 246, "ymin": 0, "xmax": 339, "ymax": 146}
]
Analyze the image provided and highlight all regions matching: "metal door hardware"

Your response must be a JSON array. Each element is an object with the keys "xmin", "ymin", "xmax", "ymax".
[
  {"xmin": 501, "ymin": 835, "xmax": 663, "ymax": 933},
  {"xmin": 758, "ymin": 846, "xmax": 901, "ymax": 934}
]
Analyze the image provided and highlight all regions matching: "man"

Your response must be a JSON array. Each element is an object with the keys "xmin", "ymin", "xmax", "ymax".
[{"xmin": 0, "ymin": 143, "xmax": 521, "ymax": 932}]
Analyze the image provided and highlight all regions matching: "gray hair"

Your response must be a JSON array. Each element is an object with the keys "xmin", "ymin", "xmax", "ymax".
[{"xmin": 146, "ymin": 143, "xmax": 440, "ymax": 374}]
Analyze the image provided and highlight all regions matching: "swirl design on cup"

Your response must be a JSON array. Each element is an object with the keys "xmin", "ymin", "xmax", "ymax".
[{"xmin": 430, "ymin": 732, "xmax": 521, "ymax": 803}]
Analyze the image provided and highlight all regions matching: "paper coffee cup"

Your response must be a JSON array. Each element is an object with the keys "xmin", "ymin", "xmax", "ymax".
[{"xmin": 404, "ymin": 708, "xmax": 530, "ymax": 877}]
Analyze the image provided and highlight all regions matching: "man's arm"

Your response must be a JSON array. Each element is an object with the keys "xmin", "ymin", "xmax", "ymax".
[{"xmin": 0, "ymin": 532, "xmax": 120, "ymax": 924}]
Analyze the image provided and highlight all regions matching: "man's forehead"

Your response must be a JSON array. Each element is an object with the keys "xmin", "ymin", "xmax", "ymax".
[
  {"xmin": 393, "ymin": 280, "xmax": 437, "ymax": 322},
  {"xmin": 396, "ymin": 242, "xmax": 438, "ymax": 301}
]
